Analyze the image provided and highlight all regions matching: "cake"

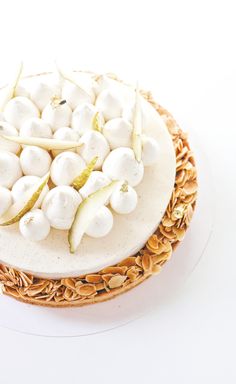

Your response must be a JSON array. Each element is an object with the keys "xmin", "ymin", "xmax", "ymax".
[{"xmin": 0, "ymin": 65, "xmax": 197, "ymax": 306}]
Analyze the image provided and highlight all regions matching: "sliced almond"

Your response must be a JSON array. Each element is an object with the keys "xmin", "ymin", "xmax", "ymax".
[
  {"xmin": 68, "ymin": 181, "xmax": 119, "ymax": 253},
  {"xmin": 0, "ymin": 172, "xmax": 50, "ymax": 226},
  {"xmin": 0, "ymin": 135, "xmax": 82, "ymax": 151},
  {"xmin": 132, "ymin": 83, "xmax": 143, "ymax": 162},
  {"xmin": 72, "ymin": 156, "xmax": 98, "ymax": 190}
]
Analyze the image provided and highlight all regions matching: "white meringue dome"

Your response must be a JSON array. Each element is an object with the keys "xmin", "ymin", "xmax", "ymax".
[
  {"xmin": 79, "ymin": 171, "xmax": 111, "ymax": 199},
  {"xmin": 79, "ymin": 131, "xmax": 110, "ymax": 170},
  {"xmin": 85, "ymin": 206, "xmax": 113, "ymax": 238},
  {"xmin": 12, "ymin": 175, "xmax": 49, "ymax": 208},
  {"xmin": 0, "ymin": 151, "xmax": 22, "ymax": 188},
  {"xmin": 30, "ymin": 82, "xmax": 60, "ymax": 111},
  {"xmin": 4, "ymin": 97, "xmax": 39, "ymax": 130},
  {"xmin": 50, "ymin": 151, "xmax": 86, "ymax": 186},
  {"xmin": 103, "ymin": 117, "xmax": 132, "ymax": 149},
  {"xmin": 102, "ymin": 147, "xmax": 144, "ymax": 187},
  {"xmin": 20, "ymin": 117, "xmax": 52, "ymax": 138},
  {"xmin": 42, "ymin": 186, "xmax": 81, "ymax": 230},
  {"xmin": 71, "ymin": 103, "xmax": 104, "ymax": 136},
  {"xmin": 20, "ymin": 146, "xmax": 52, "ymax": 177},
  {"xmin": 52, "ymin": 127, "xmax": 79, "ymax": 157},
  {"xmin": 0, "ymin": 121, "xmax": 21, "ymax": 153},
  {"xmin": 61, "ymin": 81, "xmax": 95, "ymax": 110},
  {"xmin": 95, "ymin": 89, "xmax": 123, "ymax": 121},
  {"xmin": 42, "ymin": 100, "xmax": 72, "ymax": 132},
  {"xmin": 0, "ymin": 186, "xmax": 12, "ymax": 216},
  {"xmin": 110, "ymin": 183, "xmax": 138, "ymax": 214},
  {"xmin": 19, "ymin": 209, "xmax": 51, "ymax": 241},
  {"xmin": 142, "ymin": 135, "xmax": 160, "ymax": 166}
]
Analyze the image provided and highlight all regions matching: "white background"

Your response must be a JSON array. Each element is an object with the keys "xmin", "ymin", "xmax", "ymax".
[{"xmin": 0, "ymin": 0, "xmax": 235, "ymax": 383}]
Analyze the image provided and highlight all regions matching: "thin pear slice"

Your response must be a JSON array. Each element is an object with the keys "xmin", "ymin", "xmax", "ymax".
[
  {"xmin": 0, "ymin": 62, "xmax": 23, "ymax": 112},
  {"xmin": 0, "ymin": 135, "xmax": 82, "ymax": 151},
  {"xmin": 92, "ymin": 112, "xmax": 103, "ymax": 132},
  {"xmin": 0, "ymin": 172, "xmax": 50, "ymax": 226},
  {"xmin": 72, "ymin": 156, "xmax": 98, "ymax": 190},
  {"xmin": 132, "ymin": 83, "xmax": 143, "ymax": 162},
  {"xmin": 56, "ymin": 64, "xmax": 91, "ymax": 99},
  {"xmin": 68, "ymin": 180, "xmax": 119, "ymax": 253}
]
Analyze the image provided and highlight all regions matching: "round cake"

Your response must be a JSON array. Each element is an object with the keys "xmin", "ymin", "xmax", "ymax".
[{"xmin": 0, "ymin": 67, "xmax": 197, "ymax": 306}]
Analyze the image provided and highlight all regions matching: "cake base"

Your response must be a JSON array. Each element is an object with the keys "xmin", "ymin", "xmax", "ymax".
[{"xmin": 0, "ymin": 86, "xmax": 197, "ymax": 307}]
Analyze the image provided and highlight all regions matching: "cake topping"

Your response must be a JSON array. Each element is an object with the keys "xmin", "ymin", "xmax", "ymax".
[
  {"xmin": 102, "ymin": 147, "xmax": 144, "ymax": 187},
  {"xmin": 0, "ymin": 122, "xmax": 21, "ymax": 154},
  {"xmin": 4, "ymin": 96, "xmax": 40, "ymax": 130},
  {"xmin": 95, "ymin": 89, "xmax": 123, "ymax": 121},
  {"xmin": 0, "ymin": 172, "xmax": 50, "ymax": 226},
  {"xmin": 71, "ymin": 103, "xmax": 104, "ymax": 135},
  {"xmin": 79, "ymin": 170, "xmax": 111, "ymax": 199},
  {"xmin": 85, "ymin": 205, "xmax": 113, "ymax": 238},
  {"xmin": 50, "ymin": 151, "xmax": 86, "ymax": 186},
  {"xmin": 141, "ymin": 135, "xmax": 160, "ymax": 166},
  {"xmin": 0, "ymin": 62, "xmax": 23, "ymax": 112},
  {"xmin": 110, "ymin": 181, "xmax": 138, "ymax": 214},
  {"xmin": 68, "ymin": 180, "xmax": 119, "ymax": 253},
  {"xmin": 103, "ymin": 117, "xmax": 132, "ymax": 149},
  {"xmin": 72, "ymin": 156, "xmax": 98, "ymax": 190},
  {"xmin": 79, "ymin": 130, "xmax": 110, "ymax": 170},
  {"xmin": 20, "ymin": 146, "xmax": 52, "ymax": 177},
  {"xmin": 41, "ymin": 185, "xmax": 81, "ymax": 230},
  {"xmin": 20, "ymin": 117, "xmax": 52, "ymax": 139},
  {"xmin": 0, "ymin": 151, "xmax": 22, "ymax": 188},
  {"xmin": 12, "ymin": 175, "xmax": 49, "ymax": 209},
  {"xmin": 19, "ymin": 209, "xmax": 50, "ymax": 241},
  {"xmin": 52, "ymin": 127, "xmax": 79, "ymax": 157},
  {"xmin": 42, "ymin": 99, "xmax": 72, "ymax": 131},
  {"xmin": 0, "ymin": 187, "xmax": 12, "ymax": 216},
  {"xmin": 132, "ymin": 85, "xmax": 143, "ymax": 162},
  {"xmin": 30, "ymin": 82, "xmax": 60, "ymax": 111}
]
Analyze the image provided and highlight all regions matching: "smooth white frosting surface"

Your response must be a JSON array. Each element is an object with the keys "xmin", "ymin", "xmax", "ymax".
[{"xmin": 0, "ymin": 72, "xmax": 176, "ymax": 278}]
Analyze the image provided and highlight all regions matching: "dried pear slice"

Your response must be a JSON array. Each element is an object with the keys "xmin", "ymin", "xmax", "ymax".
[
  {"xmin": 0, "ymin": 62, "xmax": 23, "ymax": 111},
  {"xmin": 132, "ymin": 84, "xmax": 143, "ymax": 162},
  {"xmin": 0, "ymin": 135, "xmax": 82, "ymax": 151},
  {"xmin": 68, "ymin": 180, "xmax": 119, "ymax": 253},
  {"xmin": 72, "ymin": 156, "xmax": 98, "ymax": 190},
  {"xmin": 92, "ymin": 112, "xmax": 103, "ymax": 132},
  {"xmin": 0, "ymin": 172, "xmax": 50, "ymax": 226},
  {"xmin": 56, "ymin": 64, "xmax": 91, "ymax": 99}
]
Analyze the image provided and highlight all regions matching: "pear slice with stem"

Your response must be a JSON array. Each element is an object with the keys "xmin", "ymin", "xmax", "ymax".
[
  {"xmin": 132, "ymin": 83, "xmax": 143, "ymax": 162},
  {"xmin": 72, "ymin": 156, "xmax": 98, "ymax": 190},
  {"xmin": 68, "ymin": 180, "xmax": 119, "ymax": 253},
  {"xmin": 56, "ymin": 64, "xmax": 91, "ymax": 100},
  {"xmin": 0, "ymin": 62, "xmax": 23, "ymax": 112},
  {"xmin": 0, "ymin": 172, "xmax": 50, "ymax": 226},
  {"xmin": 0, "ymin": 135, "xmax": 82, "ymax": 151}
]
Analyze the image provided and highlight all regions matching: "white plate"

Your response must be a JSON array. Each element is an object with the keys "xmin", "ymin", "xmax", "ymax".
[{"xmin": 0, "ymin": 130, "xmax": 213, "ymax": 337}]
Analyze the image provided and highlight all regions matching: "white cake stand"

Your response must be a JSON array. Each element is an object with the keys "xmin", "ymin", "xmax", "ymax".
[{"xmin": 0, "ymin": 130, "xmax": 214, "ymax": 337}]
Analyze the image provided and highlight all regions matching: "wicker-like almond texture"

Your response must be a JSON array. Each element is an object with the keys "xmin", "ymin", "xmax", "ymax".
[{"xmin": 0, "ymin": 78, "xmax": 197, "ymax": 307}]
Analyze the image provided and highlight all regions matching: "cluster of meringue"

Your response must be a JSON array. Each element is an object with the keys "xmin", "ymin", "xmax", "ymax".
[{"xmin": 0, "ymin": 71, "xmax": 160, "ymax": 244}]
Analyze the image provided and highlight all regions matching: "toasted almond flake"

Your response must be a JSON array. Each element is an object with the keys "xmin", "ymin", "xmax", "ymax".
[
  {"xmin": 108, "ymin": 275, "xmax": 127, "ymax": 289},
  {"xmin": 85, "ymin": 274, "xmax": 103, "ymax": 284},
  {"xmin": 142, "ymin": 253, "xmax": 153, "ymax": 272},
  {"xmin": 172, "ymin": 204, "xmax": 186, "ymax": 219},
  {"xmin": 101, "ymin": 266, "xmax": 127, "ymax": 275},
  {"xmin": 118, "ymin": 257, "xmax": 136, "ymax": 268},
  {"xmin": 183, "ymin": 181, "xmax": 198, "ymax": 195},
  {"xmin": 76, "ymin": 284, "xmax": 97, "ymax": 297}
]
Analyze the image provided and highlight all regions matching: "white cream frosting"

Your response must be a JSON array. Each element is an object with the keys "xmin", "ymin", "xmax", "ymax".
[
  {"xmin": 50, "ymin": 151, "xmax": 86, "ymax": 186},
  {"xmin": 0, "ymin": 121, "xmax": 21, "ymax": 153},
  {"xmin": 42, "ymin": 101, "xmax": 72, "ymax": 132},
  {"xmin": 142, "ymin": 135, "xmax": 160, "ymax": 166},
  {"xmin": 85, "ymin": 206, "xmax": 113, "ymax": 238},
  {"xmin": 79, "ymin": 131, "xmax": 110, "ymax": 170},
  {"xmin": 71, "ymin": 103, "xmax": 104, "ymax": 135},
  {"xmin": 62, "ymin": 81, "xmax": 95, "ymax": 110},
  {"xmin": 11, "ymin": 175, "xmax": 49, "ymax": 208},
  {"xmin": 20, "ymin": 146, "xmax": 52, "ymax": 177},
  {"xmin": 30, "ymin": 82, "xmax": 60, "ymax": 111},
  {"xmin": 110, "ymin": 183, "xmax": 138, "ymax": 214},
  {"xmin": 19, "ymin": 209, "xmax": 51, "ymax": 241},
  {"xmin": 95, "ymin": 89, "xmax": 123, "ymax": 121},
  {"xmin": 79, "ymin": 171, "xmax": 111, "ymax": 199},
  {"xmin": 103, "ymin": 117, "xmax": 132, "ymax": 149},
  {"xmin": 0, "ymin": 151, "xmax": 22, "ymax": 188},
  {"xmin": 102, "ymin": 147, "xmax": 144, "ymax": 187},
  {"xmin": 0, "ymin": 186, "xmax": 12, "ymax": 216},
  {"xmin": 4, "ymin": 96, "xmax": 39, "ymax": 130},
  {"xmin": 52, "ymin": 127, "xmax": 79, "ymax": 157},
  {"xmin": 20, "ymin": 117, "xmax": 52, "ymax": 139},
  {"xmin": 42, "ymin": 186, "xmax": 81, "ymax": 230}
]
